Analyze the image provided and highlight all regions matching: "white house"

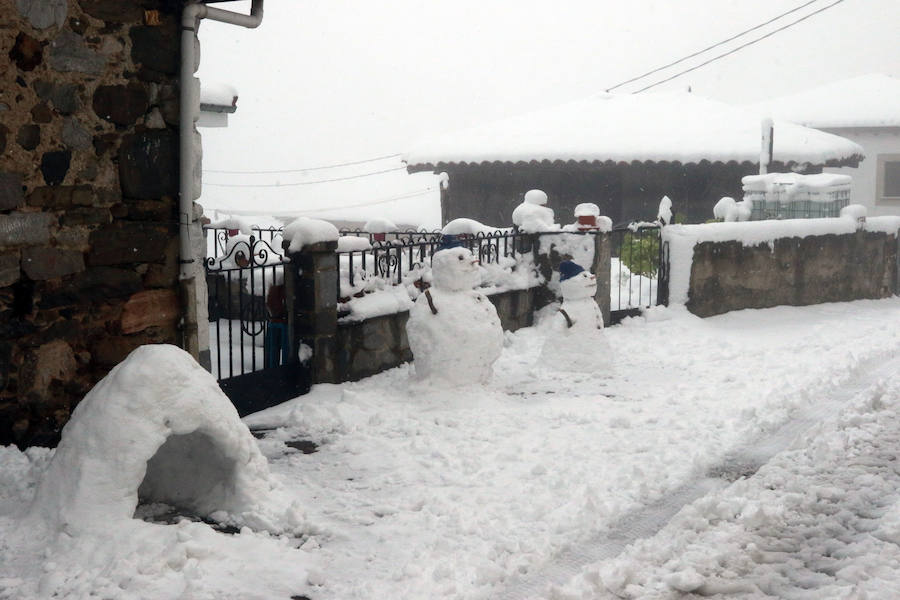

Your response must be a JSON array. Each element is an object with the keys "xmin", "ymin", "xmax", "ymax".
[{"xmin": 750, "ymin": 74, "xmax": 900, "ymax": 216}]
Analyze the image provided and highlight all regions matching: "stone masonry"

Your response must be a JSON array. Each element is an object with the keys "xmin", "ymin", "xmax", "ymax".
[{"xmin": 1, "ymin": 0, "xmax": 184, "ymax": 447}]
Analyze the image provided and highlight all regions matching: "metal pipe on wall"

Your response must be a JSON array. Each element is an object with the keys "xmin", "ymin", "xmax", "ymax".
[{"xmin": 178, "ymin": 0, "xmax": 264, "ymax": 361}]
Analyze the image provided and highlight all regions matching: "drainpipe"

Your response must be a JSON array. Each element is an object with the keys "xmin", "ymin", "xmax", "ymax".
[{"xmin": 178, "ymin": 0, "xmax": 264, "ymax": 362}]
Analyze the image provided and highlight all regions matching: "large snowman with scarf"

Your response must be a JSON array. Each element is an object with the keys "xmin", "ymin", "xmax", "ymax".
[
  {"xmin": 541, "ymin": 260, "xmax": 612, "ymax": 373},
  {"xmin": 406, "ymin": 235, "xmax": 504, "ymax": 384}
]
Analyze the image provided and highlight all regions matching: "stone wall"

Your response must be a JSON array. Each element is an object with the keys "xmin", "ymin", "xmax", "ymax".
[
  {"xmin": 1, "ymin": 0, "xmax": 183, "ymax": 447},
  {"xmin": 687, "ymin": 231, "xmax": 898, "ymax": 318},
  {"xmin": 332, "ymin": 288, "xmax": 535, "ymax": 383}
]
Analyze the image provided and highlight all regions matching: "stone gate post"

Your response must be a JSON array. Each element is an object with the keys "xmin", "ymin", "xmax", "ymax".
[
  {"xmin": 285, "ymin": 240, "xmax": 338, "ymax": 383},
  {"xmin": 592, "ymin": 231, "xmax": 611, "ymax": 326}
]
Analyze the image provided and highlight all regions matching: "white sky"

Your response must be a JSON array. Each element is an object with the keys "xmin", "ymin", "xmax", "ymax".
[{"xmin": 196, "ymin": 0, "xmax": 900, "ymax": 228}]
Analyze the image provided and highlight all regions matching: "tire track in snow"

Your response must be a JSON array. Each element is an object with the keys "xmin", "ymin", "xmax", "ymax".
[{"xmin": 495, "ymin": 351, "xmax": 900, "ymax": 600}]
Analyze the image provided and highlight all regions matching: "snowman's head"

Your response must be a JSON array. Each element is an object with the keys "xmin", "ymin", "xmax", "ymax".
[
  {"xmin": 431, "ymin": 246, "xmax": 481, "ymax": 291},
  {"xmin": 559, "ymin": 261, "xmax": 596, "ymax": 300}
]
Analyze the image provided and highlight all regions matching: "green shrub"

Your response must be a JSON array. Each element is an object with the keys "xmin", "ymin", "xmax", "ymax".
[{"xmin": 621, "ymin": 231, "xmax": 660, "ymax": 277}]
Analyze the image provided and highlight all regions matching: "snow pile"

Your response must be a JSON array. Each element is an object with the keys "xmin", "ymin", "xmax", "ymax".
[
  {"xmin": 406, "ymin": 246, "xmax": 503, "ymax": 384},
  {"xmin": 363, "ymin": 217, "xmax": 397, "ymax": 234},
  {"xmin": 557, "ymin": 373, "xmax": 900, "ymax": 600},
  {"xmin": 337, "ymin": 235, "xmax": 372, "ymax": 252},
  {"xmin": 283, "ymin": 217, "xmax": 340, "ymax": 252},
  {"xmin": 339, "ymin": 285, "xmax": 414, "ymax": 322},
  {"xmin": 841, "ymin": 203, "xmax": 868, "ymax": 228},
  {"xmin": 656, "ymin": 195, "xmax": 673, "ymax": 225},
  {"xmin": 574, "ymin": 203, "xmax": 600, "ymax": 218},
  {"xmin": 0, "ymin": 345, "xmax": 316, "ymax": 599},
  {"xmin": 207, "ymin": 216, "xmax": 252, "ymax": 234},
  {"xmin": 712, "ymin": 196, "xmax": 751, "ymax": 222},
  {"xmin": 442, "ymin": 218, "xmax": 505, "ymax": 236},
  {"xmin": 512, "ymin": 189, "xmax": 557, "ymax": 232},
  {"xmin": 26, "ymin": 345, "xmax": 298, "ymax": 533}
]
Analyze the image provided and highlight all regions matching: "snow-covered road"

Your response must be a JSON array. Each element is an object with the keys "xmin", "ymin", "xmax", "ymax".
[
  {"xmin": 2, "ymin": 298, "xmax": 900, "ymax": 599},
  {"xmin": 555, "ymin": 358, "xmax": 900, "ymax": 599},
  {"xmin": 503, "ymin": 351, "xmax": 900, "ymax": 599}
]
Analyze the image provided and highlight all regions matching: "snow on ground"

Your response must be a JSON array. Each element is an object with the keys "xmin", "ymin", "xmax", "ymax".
[
  {"xmin": 554, "ymin": 367, "xmax": 900, "ymax": 599},
  {"xmin": 3, "ymin": 298, "xmax": 900, "ymax": 598}
]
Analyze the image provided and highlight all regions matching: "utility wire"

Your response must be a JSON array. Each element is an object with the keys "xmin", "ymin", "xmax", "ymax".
[
  {"xmin": 631, "ymin": 0, "xmax": 847, "ymax": 93},
  {"xmin": 203, "ymin": 153, "xmax": 402, "ymax": 175},
  {"xmin": 204, "ymin": 166, "xmax": 409, "ymax": 187},
  {"xmin": 291, "ymin": 187, "xmax": 436, "ymax": 213},
  {"xmin": 212, "ymin": 188, "xmax": 436, "ymax": 218},
  {"xmin": 606, "ymin": 0, "xmax": 822, "ymax": 92}
]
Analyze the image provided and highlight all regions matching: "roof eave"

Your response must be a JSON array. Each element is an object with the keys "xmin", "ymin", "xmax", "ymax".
[{"xmin": 406, "ymin": 154, "xmax": 864, "ymax": 174}]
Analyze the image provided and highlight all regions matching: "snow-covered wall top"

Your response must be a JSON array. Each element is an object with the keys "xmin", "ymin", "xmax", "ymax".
[
  {"xmin": 405, "ymin": 91, "xmax": 863, "ymax": 169},
  {"xmin": 748, "ymin": 74, "xmax": 900, "ymax": 129}
]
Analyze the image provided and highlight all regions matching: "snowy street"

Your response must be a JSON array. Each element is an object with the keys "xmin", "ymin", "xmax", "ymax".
[{"xmin": 3, "ymin": 298, "xmax": 900, "ymax": 599}]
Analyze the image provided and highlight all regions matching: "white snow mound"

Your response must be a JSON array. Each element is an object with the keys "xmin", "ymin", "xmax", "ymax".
[{"xmin": 27, "ymin": 345, "xmax": 286, "ymax": 533}]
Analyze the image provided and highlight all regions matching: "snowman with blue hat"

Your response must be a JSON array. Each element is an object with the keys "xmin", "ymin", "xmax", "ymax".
[
  {"xmin": 540, "ymin": 260, "xmax": 612, "ymax": 373},
  {"xmin": 406, "ymin": 234, "xmax": 503, "ymax": 384}
]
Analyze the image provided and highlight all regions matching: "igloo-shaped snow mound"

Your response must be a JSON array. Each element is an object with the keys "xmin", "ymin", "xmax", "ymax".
[{"xmin": 28, "ymin": 344, "xmax": 274, "ymax": 532}]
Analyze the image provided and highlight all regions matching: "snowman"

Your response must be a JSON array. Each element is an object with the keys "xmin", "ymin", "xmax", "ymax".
[
  {"xmin": 540, "ymin": 261, "xmax": 612, "ymax": 373},
  {"xmin": 512, "ymin": 189, "xmax": 556, "ymax": 232},
  {"xmin": 406, "ymin": 235, "xmax": 503, "ymax": 384}
]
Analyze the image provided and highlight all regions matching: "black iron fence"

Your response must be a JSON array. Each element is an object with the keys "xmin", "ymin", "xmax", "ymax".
[
  {"xmin": 609, "ymin": 223, "xmax": 669, "ymax": 322},
  {"xmin": 203, "ymin": 227, "xmax": 306, "ymax": 414},
  {"xmin": 336, "ymin": 229, "xmax": 531, "ymax": 299},
  {"xmin": 202, "ymin": 223, "xmax": 669, "ymax": 410}
]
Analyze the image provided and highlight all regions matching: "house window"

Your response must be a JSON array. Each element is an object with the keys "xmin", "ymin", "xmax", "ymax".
[{"xmin": 877, "ymin": 154, "xmax": 900, "ymax": 203}]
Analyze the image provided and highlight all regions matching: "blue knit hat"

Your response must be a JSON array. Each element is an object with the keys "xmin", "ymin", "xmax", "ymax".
[
  {"xmin": 559, "ymin": 260, "xmax": 585, "ymax": 282},
  {"xmin": 437, "ymin": 234, "xmax": 463, "ymax": 251}
]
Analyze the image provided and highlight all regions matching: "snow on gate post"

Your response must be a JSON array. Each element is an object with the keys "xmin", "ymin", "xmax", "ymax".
[{"xmin": 282, "ymin": 218, "xmax": 340, "ymax": 383}]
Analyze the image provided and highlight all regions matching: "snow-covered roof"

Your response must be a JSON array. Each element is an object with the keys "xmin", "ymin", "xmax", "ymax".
[
  {"xmin": 405, "ymin": 91, "xmax": 863, "ymax": 171},
  {"xmin": 748, "ymin": 74, "xmax": 900, "ymax": 129}
]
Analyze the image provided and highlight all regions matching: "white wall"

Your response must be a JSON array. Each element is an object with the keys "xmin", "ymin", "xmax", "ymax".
[{"xmin": 822, "ymin": 127, "xmax": 900, "ymax": 216}]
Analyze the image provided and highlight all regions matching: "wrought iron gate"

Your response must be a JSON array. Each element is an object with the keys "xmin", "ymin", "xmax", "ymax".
[
  {"xmin": 205, "ymin": 227, "xmax": 310, "ymax": 416},
  {"xmin": 609, "ymin": 223, "xmax": 669, "ymax": 324}
]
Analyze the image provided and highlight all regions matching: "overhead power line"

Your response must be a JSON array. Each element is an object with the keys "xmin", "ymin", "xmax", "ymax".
[
  {"xmin": 204, "ymin": 166, "xmax": 409, "ymax": 187},
  {"xmin": 203, "ymin": 153, "xmax": 402, "ymax": 175},
  {"xmin": 293, "ymin": 187, "xmax": 437, "ymax": 213},
  {"xmin": 606, "ymin": 0, "xmax": 823, "ymax": 93},
  {"xmin": 211, "ymin": 188, "xmax": 436, "ymax": 218},
  {"xmin": 632, "ymin": 0, "xmax": 847, "ymax": 93}
]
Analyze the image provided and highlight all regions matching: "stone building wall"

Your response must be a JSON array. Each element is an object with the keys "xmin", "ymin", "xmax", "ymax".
[{"xmin": 1, "ymin": 0, "xmax": 183, "ymax": 447}]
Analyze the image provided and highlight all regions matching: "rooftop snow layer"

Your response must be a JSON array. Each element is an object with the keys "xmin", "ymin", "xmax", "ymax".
[
  {"xmin": 748, "ymin": 74, "xmax": 900, "ymax": 129},
  {"xmin": 404, "ymin": 91, "xmax": 863, "ymax": 169}
]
